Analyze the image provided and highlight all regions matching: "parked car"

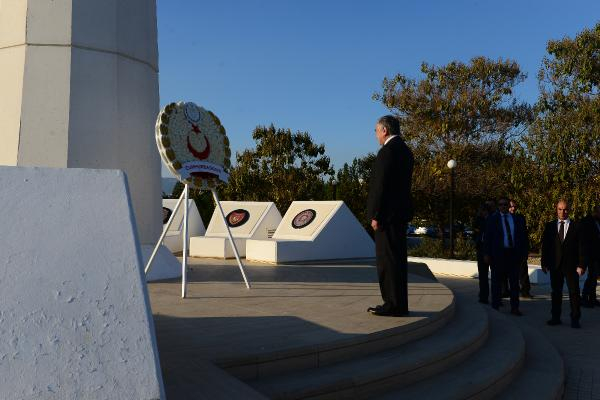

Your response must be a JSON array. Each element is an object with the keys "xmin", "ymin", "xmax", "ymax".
[
  {"xmin": 415, "ymin": 226, "xmax": 436, "ymax": 237},
  {"xmin": 406, "ymin": 224, "xmax": 416, "ymax": 235}
]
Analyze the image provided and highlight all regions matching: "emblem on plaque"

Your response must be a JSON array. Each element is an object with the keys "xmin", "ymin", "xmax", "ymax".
[
  {"xmin": 226, "ymin": 209, "xmax": 250, "ymax": 228},
  {"xmin": 155, "ymin": 101, "xmax": 231, "ymax": 190},
  {"xmin": 292, "ymin": 209, "xmax": 317, "ymax": 229},
  {"xmin": 162, "ymin": 207, "xmax": 173, "ymax": 224}
]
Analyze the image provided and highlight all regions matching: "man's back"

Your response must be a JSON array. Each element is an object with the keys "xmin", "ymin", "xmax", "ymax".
[{"xmin": 367, "ymin": 136, "xmax": 414, "ymax": 226}]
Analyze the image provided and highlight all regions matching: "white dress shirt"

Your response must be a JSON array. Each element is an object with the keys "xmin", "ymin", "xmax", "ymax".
[
  {"xmin": 384, "ymin": 135, "xmax": 398, "ymax": 146},
  {"xmin": 557, "ymin": 218, "xmax": 570, "ymax": 238},
  {"xmin": 500, "ymin": 212, "xmax": 515, "ymax": 248}
]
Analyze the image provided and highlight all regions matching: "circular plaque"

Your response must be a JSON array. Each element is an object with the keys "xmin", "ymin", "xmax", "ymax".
[
  {"xmin": 292, "ymin": 209, "xmax": 317, "ymax": 229},
  {"xmin": 226, "ymin": 209, "xmax": 250, "ymax": 228},
  {"xmin": 162, "ymin": 207, "xmax": 173, "ymax": 224},
  {"xmin": 155, "ymin": 101, "xmax": 231, "ymax": 190}
]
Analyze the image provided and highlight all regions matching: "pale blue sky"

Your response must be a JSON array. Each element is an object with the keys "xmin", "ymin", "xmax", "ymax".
[{"xmin": 157, "ymin": 0, "xmax": 600, "ymax": 176}]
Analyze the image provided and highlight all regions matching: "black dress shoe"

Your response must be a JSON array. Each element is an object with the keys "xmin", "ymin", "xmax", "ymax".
[
  {"xmin": 371, "ymin": 308, "xmax": 408, "ymax": 317},
  {"xmin": 571, "ymin": 320, "xmax": 581, "ymax": 329},
  {"xmin": 367, "ymin": 305, "xmax": 384, "ymax": 313},
  {"xmin": 510, "ymin": 309, "xmax": 523, "ymax": 316},
  {"xmin": 547, "ymin": 318, "xmax": 562, "ymax": 326}
]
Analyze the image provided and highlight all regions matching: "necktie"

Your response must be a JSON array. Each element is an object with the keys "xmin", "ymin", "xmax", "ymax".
[
  {"xmin": 504, "ymin": 214, "xmax": 514, "ymax": 248},
  {"xmin": 559, "ymin": 221, "xmax": 565, "ymax": 243}
]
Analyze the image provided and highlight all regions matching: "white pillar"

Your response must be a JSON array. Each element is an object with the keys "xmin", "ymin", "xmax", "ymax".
[{"xmin": 0, "ymin": 0, "xmax": 161, "ymax": 244}]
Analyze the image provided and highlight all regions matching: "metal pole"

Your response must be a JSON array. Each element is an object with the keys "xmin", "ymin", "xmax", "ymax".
[
  {"xmin": 211, "ymin": 189, "xmax": 251, "ymax": 289},
  {"xmin": 181, "ymin": 184, "xmax": 189, "ymax": 298},
  {"xmin": 449, "ymin": 169, "xmax": 455, "ymax": 259},
  {"xmin": 145, "ymin": 189, "xmax": 186, "ymax": 275}
]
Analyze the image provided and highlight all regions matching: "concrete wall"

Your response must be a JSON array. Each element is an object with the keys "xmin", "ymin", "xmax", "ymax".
[
  {"xmin": 0, "ymin": 166, "xmax": 164, "ymax": 399},
  {"xmin": 0, "ymin": 0, "xmax": 161, "ymax": 244}
]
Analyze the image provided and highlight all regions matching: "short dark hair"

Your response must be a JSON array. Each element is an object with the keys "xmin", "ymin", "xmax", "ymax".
[{"xmin": 377, "ymin": 115, "xmax": 400, "ymax": 137}]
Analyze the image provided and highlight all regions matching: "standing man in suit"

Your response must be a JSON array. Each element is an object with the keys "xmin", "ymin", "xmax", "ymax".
[
  {"xmin": 581, "ymin": 205, "xmax": 600, "ymax": 307},
  {"xmin": 484, "ymin": 197, "xmax": 529, "ymax": 315},
  {"xmin": 508, "ymin": 199, "xmax": 532, "ymax": 298},
  {"xmin": 541, "ymin": 199, "xmax": 586, "ymax": 328},
  {"xmin": 474, "ymin": 200, "xmax": 495, "ymax": 304},
  {"xmin": 367, "ymin": 115, "xmax": 414, "ymax": 317}
]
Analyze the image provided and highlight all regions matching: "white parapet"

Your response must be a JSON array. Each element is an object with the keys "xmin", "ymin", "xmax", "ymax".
[
  {"xmin": 0, "ymin": 166, "xmax": 164, "ymax": 399},
  {"xmin": 0, "ymin": 0, "xmax": 161, "ymax": 245},
  {"xmin": 246, "ymin": 201, "xmax": 375, "ymax": 263},
  {"xmin": 190, "ymin": 201, "xmax": 282, "ymax": 258},
  {"xmin": 162, "ymin": 199, "xmax": 206, "ymax": 253}
]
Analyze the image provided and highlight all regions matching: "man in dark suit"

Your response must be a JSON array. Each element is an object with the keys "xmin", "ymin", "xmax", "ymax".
[
  {"xmin": 367, "ymin": 115, "xmax": 414, "ymax": 317},
  {"xmin": 484, "ymin": 197, "xmax": 528, "ymax": 315},
  {"xmin": 474, "ymin": 200, "xmax": 495, "ymax": 304},
  {"xmin": 581, "ymin": 205, "xmax": 600, "ymax": 307},
  {"xmin": 541, "ymin": 199, "xmax": 586, "ymax": 328},
  {"xmin": 509, "ymin": 199, "xmax": 532, "ymax": 298}
]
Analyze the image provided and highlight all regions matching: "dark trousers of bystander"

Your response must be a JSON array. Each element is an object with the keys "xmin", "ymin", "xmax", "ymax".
[
  {"xmin": 519, "ymin": 258, "xmax": 531, "ymax": 296},
  {"xmin": 581, "ymin": 260, "xmax": 599, "ymax": 305},
  {"xmin": 374, "ymin": 222, "xmax": 408, "ymax": 314},
  {"xmin": 477, "ymin": 248, "xmax": 490, "ymax": 303},
  {"xmin": 550, "ymin": 268, "xmax": 581, "ymax": 321},
  {"xmin": 491, "ymin": 249, "xmax": 520, "ymax": 310}
]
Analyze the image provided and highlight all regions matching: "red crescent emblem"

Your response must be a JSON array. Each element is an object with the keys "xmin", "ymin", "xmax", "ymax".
[{"xmin": 187, "ymin": 135, "xmax": 211, "ymax": 160}]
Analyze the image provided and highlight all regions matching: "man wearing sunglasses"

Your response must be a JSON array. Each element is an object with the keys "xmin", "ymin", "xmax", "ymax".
[{"xmin": 484, "ymin": 197, "xmax": 529, "ymax": 315}]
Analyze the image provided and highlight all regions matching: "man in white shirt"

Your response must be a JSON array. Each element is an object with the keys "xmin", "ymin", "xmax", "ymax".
[{"xmin": 541, "ymin": 200, "xmax": 586, "ymax": 328}]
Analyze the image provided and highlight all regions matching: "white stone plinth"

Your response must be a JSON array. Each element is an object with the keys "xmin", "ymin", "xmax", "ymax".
[
  {"xmin": 162, "ymin": 199, "xmax": 205, "ymax": 253},
  {"xmin": 190, "ymin": 202, "xmax": 282, "ymax": 259},
  {"xmin": 246, "ymin": 201, "xmax": 375, "ymax": 263},
  {"xmin": 0, "ymin": 166, "xmax": 164, "ymax": 399},
  {"xmin": 0, "ymin": 1, "xmax": 161, "ymax": 244}
]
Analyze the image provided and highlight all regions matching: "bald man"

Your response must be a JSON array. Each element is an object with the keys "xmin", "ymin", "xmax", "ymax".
[{"xmin": 541, "ymin": 200, "xmax": 586, "ymax": 328}]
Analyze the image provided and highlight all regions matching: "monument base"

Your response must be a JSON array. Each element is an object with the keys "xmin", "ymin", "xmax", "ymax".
[
  {"xmin": 141, "ymin": 244, "xmax": 182, "ymax": 281},
  {"xmin": 190, "ymin": 236, "xmax": 247, "ymax": 259}
]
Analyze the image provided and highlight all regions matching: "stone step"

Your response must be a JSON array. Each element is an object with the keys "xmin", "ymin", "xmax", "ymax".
[
  {"xmin": 163, "ymin": 360, "xmax": 268, "ymax": 400},
  {"xmin": 249, "ymin": 299, "xmax": 488, "ymax": 399},
  {"xmin": 378, "ymin": 308, "xmax": 525, "ymax": 400},
  {"xmin": 496, "ymin": 322, "xmax": 565, "ymax": 400},
  {"xmin": 220, "ymin": 290, "xmax": 456, "ymax": 381}
]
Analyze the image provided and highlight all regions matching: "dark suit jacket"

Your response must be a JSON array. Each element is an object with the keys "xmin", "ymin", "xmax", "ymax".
[
  {"xmin": 581, "ymin": 215, "xmax": 600, "ymax": 264},
  {"xmin": 541, "ymin": 220, "xmax": 585, "ymax": 272},
  {"xmin": 484, "ymin": 212, "xmax": 529, "ymax": 262},
  {"xmin": 367, "ymin": 136, "xmax": 414, "ymax": 227}
]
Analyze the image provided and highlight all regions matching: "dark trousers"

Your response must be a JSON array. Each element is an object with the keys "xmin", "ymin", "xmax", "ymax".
[
  {"xmin": 491, "ymin": 249, "xmax": 520, "ymax": 310},
  {"xmin": 519, "ymin": 258, "xmax": 531, "ymax": 295},
  {"xmin": 476, "ymin": 248, "xmax": 489, "ymax": 302},
  {"xmin": 550, "ymin": 268, "xmax": 581, "ymax": 321},
  {"xmin": 582, "ymin": 260, "xmax": 599, "ymax": 301},
  {"xmin": 375, "ymin": 223, "xmax": 408, "ymax": 313}
]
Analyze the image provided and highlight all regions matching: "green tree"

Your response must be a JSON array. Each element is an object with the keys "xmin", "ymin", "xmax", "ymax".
[
  {"xmin": 512, "ymin": 23, "xmax": 600, "ymax": 248},
  {"xmin": 221, "ymin": 124, "xmax": 334, "ymax": 213},
  {"xmin": 333, "ymin": 153, "xmax": 376, "ymax": 232},
  {"xmin": 374, "ymin": 57, "xmax": 532, "ymax": 228}
]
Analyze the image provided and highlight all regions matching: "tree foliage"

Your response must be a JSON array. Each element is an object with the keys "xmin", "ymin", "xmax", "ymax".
[
  {"xmin": 221, "ymin": 124, "xmax": 333, "ymax": 213},
  {"xmin": 333, "ymin": 154, "xmax": 376, "ymax": 232},
  {"xmin": 513, "ymin": 23, "xmax": 600, "ymax": 247},
  {"xmin": 374, "ymin": 57, "xmax": 532, "ymax": 227}
]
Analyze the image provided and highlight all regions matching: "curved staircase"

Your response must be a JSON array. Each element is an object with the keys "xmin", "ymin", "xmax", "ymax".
[{"xmin": 233, "ymin": 284, "xmax": 564, "ymax": 399}]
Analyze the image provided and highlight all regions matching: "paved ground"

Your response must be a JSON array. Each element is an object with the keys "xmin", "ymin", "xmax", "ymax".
[
  {"xmin": 148, "ymin": 258, "xmax": 600, "ymax": 399},
  {"xmin": 148, "ymin": 258, "xmax": 452, "ymax": 398},
  {"xmin": 440, "ymin": 276, "xmax": 600, "ymax": 400}
]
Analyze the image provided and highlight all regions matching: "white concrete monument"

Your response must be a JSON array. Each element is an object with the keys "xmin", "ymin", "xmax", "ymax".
[
  {"xmin": 190, "ymin": 201, "xmax": 282, "ymax": 258},
  {"xmin": 246, "ymin": 201, "xmax": 375, "ymax": 263},
  {"xmin": 162, "ymin": 198, "xmax": 206, "ymax": 253},
  {"xmin": 0, "ymin": 0, "xmax": 161, "ymax": 245},
  {"xmin": 0, "ymin": 166, "xmax": 164, "ymax": 399}
]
